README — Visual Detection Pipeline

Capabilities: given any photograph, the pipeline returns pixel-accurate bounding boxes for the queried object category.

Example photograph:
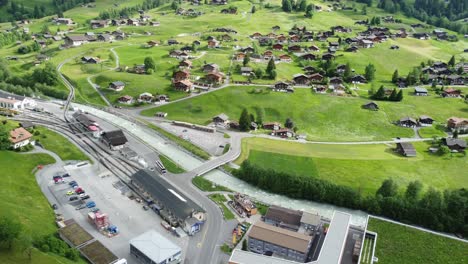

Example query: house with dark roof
[64,35,88,47]
[264,206,302,231]
[272,82,294,92]
[173,80,193,92]
[414,87,428,96]
[131,170,205,235]
[350,75,367,83]
[293,74,309,85]
[362,101,379,111]
[101,130,128,150]
[109,81,125,91]
[443,138,467,152]
[396,142,417,157]
[419,115,434,126]
[399,117,418,127]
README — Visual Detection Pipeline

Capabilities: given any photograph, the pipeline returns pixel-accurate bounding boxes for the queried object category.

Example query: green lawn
[0,151,85,264]
[208,194,235,220]
[159,155,186,174]
[35,126,89,161]
[192,176,231,192]
[367,217,468,264]
[237,137,468,195]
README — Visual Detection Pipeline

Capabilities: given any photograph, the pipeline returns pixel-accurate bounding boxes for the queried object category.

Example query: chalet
[174,80,193,92]
[289,35,300,42]
[235,52,246,61]
[345,37,358,44]
[168,39,179,45]
[157,95,169,102]
[251,32,262,39]
[272,25,281,31]
[229,122,240,129]
[390,45,400,50]
[118,95,134,105]
[37,54,50,62]
[149,21,160,27]
[272,82,294,92]
[309,45,320,52]
[109,81,125,91]
[258,37,271,46]
[303,66,317,74]
[271,128,295,138]
[64,35,88,47]
[192,40,201,47]
[350,75,367,83]
[101,130,128,150]
[81,56,100,64]
[212,0,228,5]
[419,115,434,126]
[208,39,220,48]
[203,63,219,73]
[132,65,146,74]
[9,127,34,149]
[241,67,253,76]
[242,47,255,53]
[97,34,113,42]
[147,40,160,47]
[293,74,310,85]
[36,39,47,48]
[411,23,424,28]
[336,64,346,74]
[399,117,418,127]
[279,54,292,62]
[329,77,343,86]
[205,72,224,84]
[413,33,430,40]
[181,46,193,52]
[263,50,274,59]
[309,73,323,83]
[414,87,428,96]
[272,43,283,50]
[442,88,462,98]
[288,45,301,52]
[447,117,468,132]
[221,34,232,42]
[396,142,417,157]
[179,60,192,69]
[277,35,287,43]
[444,138,467,152]
[127,18,139,26]
[140,14,151,22]
[301,53,316,61]
[213,113,229,125]
[55,18,74,25]
[358,39,374,48]
[362,101,379,111]
[173,70,191,81]
[138,92,154,103]
[396,31,408,38]
[433,29,448,40]
[321,53,334,61]
[169,50,182,58]
[90,20,108,28]
[313,85,327,94]
[345,46,359,53]
[447,75,465,85]
[332,25,351,33]
[263,122,281,130]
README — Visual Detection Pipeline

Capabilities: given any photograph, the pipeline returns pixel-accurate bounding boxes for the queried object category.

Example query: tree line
[234,161,468,236]
[97,0,169,20]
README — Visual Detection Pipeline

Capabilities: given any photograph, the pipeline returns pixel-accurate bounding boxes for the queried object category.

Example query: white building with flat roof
[130,230,182,264]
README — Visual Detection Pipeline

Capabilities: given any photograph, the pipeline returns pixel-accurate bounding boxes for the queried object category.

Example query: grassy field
[159,155,185,173]
[235,137,468,195]
[367,217,468,264]
[0,151,85,264]
[208,194,235,220]
[35,126,89,161]
[142,86,467,141]
[192,176,231,192]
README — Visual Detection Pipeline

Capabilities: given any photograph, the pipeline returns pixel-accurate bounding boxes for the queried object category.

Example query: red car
[75,188,85,194]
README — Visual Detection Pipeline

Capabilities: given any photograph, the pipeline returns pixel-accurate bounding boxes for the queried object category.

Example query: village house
[443,138,467,152]
[414,87,428,96]
[138,92,154,103]
[263,50,274,60]
[242,47,255,53]
[263,122,281,130]
[272,82,294,93]
[54,17,74,25]
[350,75,367,83]
[174,80,193,92]
[147,40,160,47]
[0,97,22,110]
[157,95,169,102]
[309,45,320,52]
[358,39,374,48]
[97,34,113,42]
[329,77,343,86]
[241,67,253,76]
[277,35,287,44]
[447,117,468,133]
[396,142,417,157]
[272,128,295,138]
[132,65,146,74]
[235,52,246,61]
[64,35,88,47]
[419,115,434,126]
[205,72,224,84]
[118,95,134,105]
[413,33,430,40]
[90,20,109,29]
[127,18,139,26]
[293,74,310,85]
[173,70,191,81]
[108,81,125,92]
[203,63,220,73]
[213,113,229,125]
[322,53,335,61]
[272,43,283,50]
[179,59,192,69]
[288,45,302,52]
[303,66,317,74]
[301,53,316,61]
[399,117,418,127]
[446,75,465,85]
[313,85,327,94]
[362,101,379,111]
[101,130,128,150]
[81,56,100,64]
[9,127,34,149]
[168,39,179,45]
[208,39,220,48]
[251,32,262,39]
[346,46,359,52]
[309,73,324,83]
[442,88,462,98]
[279,54,292,62]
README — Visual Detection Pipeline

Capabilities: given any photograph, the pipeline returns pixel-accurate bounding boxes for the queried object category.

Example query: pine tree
[144,57,156,71]
[251,5,256,13]
[343,62,352,82]
[365,63,376,81]
[389,89,398,101]
[266,58,276,75]
[372,86,386,100]
[448,55,455,67]
[285,118,294,129]
[239,109,251,131]
[242,239,248,251]
[396,89,403,101]
[243,55,250,66]
[392,70,399,83]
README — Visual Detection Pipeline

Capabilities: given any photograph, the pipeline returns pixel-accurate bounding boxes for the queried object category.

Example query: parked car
[66,191,75,196]
[75,187,84,194]
[52,204,58,210]
[90,208,100,213]
[75,204,86,210]
[68,181,77,186]
[86,201,96,208]
[80,194,90,200]
[62,173,71,178]
[69,196,79,201]
[143,205,149,211]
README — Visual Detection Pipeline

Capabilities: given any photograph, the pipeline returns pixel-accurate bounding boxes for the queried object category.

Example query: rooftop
[130,230,181,263]
[265,205,302,228]
[316,211,351,264]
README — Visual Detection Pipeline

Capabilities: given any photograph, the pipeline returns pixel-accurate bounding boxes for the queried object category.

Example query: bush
[34,130,40,136]
[65,248,80,261]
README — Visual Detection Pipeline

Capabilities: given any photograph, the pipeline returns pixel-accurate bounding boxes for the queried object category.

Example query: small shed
[396,142,417,157]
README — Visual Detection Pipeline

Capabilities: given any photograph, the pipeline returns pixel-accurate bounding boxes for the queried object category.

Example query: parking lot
[38,161,190,263]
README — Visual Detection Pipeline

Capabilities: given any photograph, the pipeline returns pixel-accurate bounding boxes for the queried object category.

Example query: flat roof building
[130,230,181,264]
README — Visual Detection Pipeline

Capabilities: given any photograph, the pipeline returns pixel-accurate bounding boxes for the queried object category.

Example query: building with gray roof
[130,230,181,264]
